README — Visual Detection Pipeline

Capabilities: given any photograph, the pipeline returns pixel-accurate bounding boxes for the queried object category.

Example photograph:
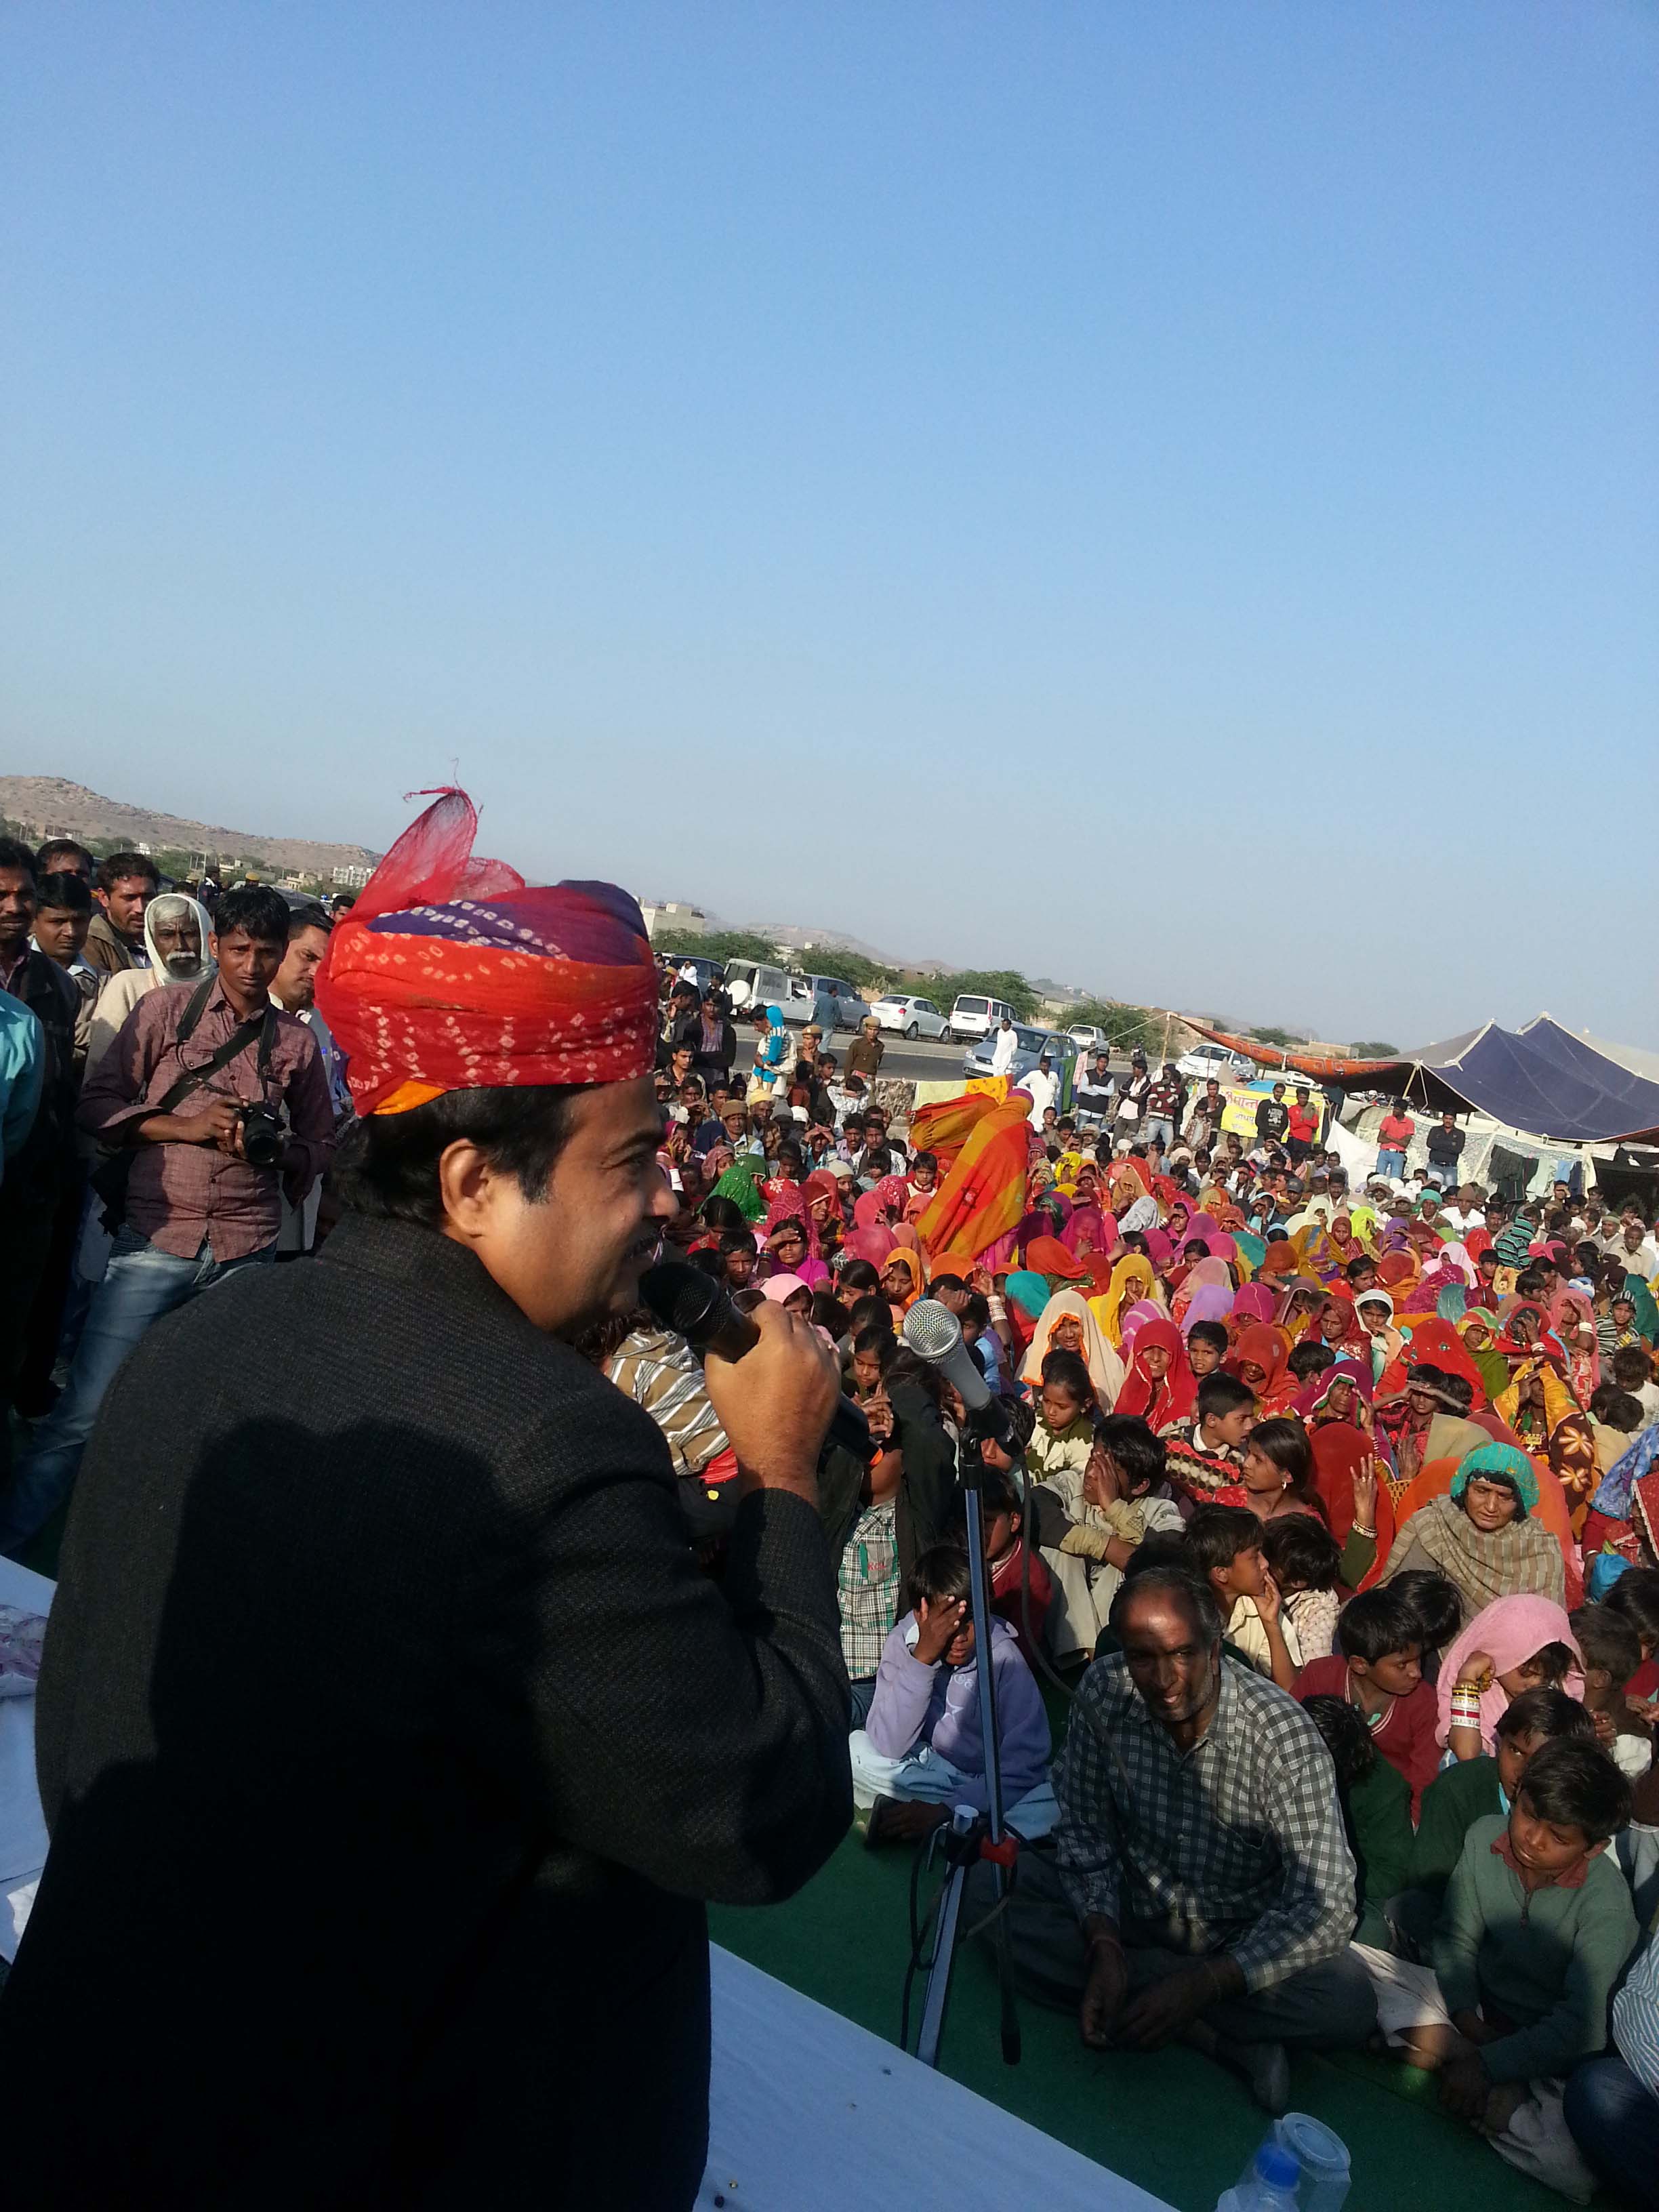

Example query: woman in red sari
[1229,1322,1298,1415]
[1114,1317,1197,1433]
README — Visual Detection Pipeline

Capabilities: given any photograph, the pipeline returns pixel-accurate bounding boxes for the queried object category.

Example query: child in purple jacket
[850,1544,1055,1847]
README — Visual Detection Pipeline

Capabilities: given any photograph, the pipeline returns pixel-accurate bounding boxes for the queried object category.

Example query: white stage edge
[703,1945,1174,2211]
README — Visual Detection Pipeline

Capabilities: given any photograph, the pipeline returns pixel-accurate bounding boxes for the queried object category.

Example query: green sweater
[1347,1755,1414,1949]
[1433,1814,1638,2085]
[1410,1757,1502,1902]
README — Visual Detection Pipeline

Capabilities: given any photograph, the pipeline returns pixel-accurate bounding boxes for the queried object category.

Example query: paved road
[807,1029,1136,1089]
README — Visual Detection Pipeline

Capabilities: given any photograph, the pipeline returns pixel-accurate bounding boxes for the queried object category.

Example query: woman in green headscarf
[1622,1272,1659,1345]
[712,1154,766,1224]
[1457,1307,1511,1405]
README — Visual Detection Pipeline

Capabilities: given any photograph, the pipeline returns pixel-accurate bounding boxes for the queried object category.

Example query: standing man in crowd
[0,886,333,1555]
[1143,1061,1185,1150]
[1254,1080,1290,1150]
[81,850,159,979]
[270,901,352,1255]
[1075,1045,1115,1124]
[0,793,850,2209]
[1426,1111,1465,1191]
[0,839,81,1499]
[33,837,96,884]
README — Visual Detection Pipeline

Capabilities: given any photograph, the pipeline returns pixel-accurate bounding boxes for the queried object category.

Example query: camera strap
[156,976,278,1117]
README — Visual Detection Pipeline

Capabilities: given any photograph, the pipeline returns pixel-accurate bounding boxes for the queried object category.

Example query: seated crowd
[10,884,1659,2204]
[621,977,1659,2205]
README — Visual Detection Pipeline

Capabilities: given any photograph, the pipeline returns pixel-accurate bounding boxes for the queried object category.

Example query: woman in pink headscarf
[759,1189,830,1290]
[1170,1256,1233,1332]
[1435,1595,1584,1757]
[1229,1282,1279,1331]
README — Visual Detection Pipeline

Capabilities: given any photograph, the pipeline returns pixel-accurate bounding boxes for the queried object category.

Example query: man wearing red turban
[1,791,852,2211]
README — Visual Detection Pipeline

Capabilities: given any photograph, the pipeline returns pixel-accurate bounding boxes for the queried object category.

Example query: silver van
[722,961,814,1021]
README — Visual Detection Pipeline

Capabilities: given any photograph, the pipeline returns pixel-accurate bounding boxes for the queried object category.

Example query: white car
[871,994,949,1040]
[1177,1042,1249,1083]
[1067,1023,1111,1054]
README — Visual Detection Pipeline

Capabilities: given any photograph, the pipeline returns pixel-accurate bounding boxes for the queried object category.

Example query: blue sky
[3,3,1654,1044]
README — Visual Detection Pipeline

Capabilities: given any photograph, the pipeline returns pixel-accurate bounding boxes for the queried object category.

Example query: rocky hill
[0,777,381,877]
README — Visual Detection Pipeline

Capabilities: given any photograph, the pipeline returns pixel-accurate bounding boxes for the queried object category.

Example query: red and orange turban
[316,788,658,1117]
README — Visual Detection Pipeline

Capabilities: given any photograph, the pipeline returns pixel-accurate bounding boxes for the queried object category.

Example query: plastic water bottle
[1215,2142,1301,2212]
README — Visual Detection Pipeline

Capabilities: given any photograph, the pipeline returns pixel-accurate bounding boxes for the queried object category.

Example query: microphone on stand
[639,1261,875,1465]
[901,1298,1015,1450]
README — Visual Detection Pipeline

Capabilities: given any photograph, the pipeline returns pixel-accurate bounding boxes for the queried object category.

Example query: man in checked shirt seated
[986,1563,1377,2114]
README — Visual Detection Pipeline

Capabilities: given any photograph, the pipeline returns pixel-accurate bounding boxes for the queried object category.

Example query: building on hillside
[331,863,373,889]
[640,899,706,940]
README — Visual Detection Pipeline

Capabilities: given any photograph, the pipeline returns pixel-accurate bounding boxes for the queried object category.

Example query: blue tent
[1379,1017,1659,1143]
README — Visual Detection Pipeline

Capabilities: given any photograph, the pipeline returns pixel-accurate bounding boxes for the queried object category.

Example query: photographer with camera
[0,885,333,1557]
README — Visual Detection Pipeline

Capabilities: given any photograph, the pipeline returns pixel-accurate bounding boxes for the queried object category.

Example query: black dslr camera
[237,1102,284,1168]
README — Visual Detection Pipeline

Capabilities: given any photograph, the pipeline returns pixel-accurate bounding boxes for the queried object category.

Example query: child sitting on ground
[1026,1349,1099,1479]
[1588,1384,1645,1477]
[1612,1343,1659,1432]
[1295,1586,1438,1817]
[1387,1567,1465,1683]
[1183,1319,1229,1381]
[1032,1414,1183,1665]
[1392,1687,1595,1954]
[1186,1502,1300,1687]
[851,1544,1054,1847]
[1570,1603,1653,1781]
[1425,1741,1637,2202]
[1302,1693,1412,1951]
[1261,1512,1345,1662]
[1163,1372,1257,1502]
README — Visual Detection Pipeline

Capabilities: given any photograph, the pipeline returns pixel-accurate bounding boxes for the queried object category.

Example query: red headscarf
[316,789,657,1116]
[1114,1317,1197,1430]
[1229,1322,1296,1412]
[1309,1422,1397,1563]
[1025,1233,1085,1282]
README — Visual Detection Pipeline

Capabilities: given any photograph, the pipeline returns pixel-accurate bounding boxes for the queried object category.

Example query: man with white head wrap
[84,891,214,1073]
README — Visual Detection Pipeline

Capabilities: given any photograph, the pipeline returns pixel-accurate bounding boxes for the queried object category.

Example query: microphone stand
[911,1400,1021,2071]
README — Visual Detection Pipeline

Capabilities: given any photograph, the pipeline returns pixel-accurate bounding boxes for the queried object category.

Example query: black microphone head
[902,1298,963,1361]
[639,1261,724,1342]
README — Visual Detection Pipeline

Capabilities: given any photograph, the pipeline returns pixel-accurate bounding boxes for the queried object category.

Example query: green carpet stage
[712,1830,1584,2212]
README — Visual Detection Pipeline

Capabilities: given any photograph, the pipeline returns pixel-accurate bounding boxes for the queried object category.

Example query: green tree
[1348,1040,1400,1058]
[670,927,780,967]
[1249,1025,1300,1049]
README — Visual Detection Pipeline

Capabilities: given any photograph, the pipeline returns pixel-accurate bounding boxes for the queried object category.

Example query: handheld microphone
[639,1261,875,1465]
[901,1298,1016,1450]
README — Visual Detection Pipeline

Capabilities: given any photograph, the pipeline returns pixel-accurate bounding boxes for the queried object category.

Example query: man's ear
[435,1139,499,1243]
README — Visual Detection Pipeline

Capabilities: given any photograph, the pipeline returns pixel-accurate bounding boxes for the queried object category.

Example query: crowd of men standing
[0,836,352,1556]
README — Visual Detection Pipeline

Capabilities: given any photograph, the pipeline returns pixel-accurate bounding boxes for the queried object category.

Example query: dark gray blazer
[0,1212,851,2208]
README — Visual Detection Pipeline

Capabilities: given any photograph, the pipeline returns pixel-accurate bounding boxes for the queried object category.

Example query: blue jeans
[0,1229,274,1557]
[1564,2054,1659,2206]
[1375,1147,1406,1178]
[1143,1116,1175,1149]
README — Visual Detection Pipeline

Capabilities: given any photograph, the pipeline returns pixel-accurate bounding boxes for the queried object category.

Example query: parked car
[800,974,873,1033]
[1176,1042,1249,1084]
[870,993,949,1040]
[962,1025,1078,1084]
[658,951,727,998]
[1066,1023,1111,1054]
[947,993,1017,1044]
[722,960,815,1021]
